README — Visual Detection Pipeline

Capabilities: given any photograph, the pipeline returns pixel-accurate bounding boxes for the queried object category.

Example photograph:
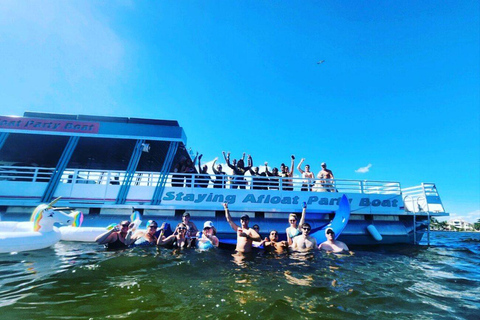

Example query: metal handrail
[0,166,403,195]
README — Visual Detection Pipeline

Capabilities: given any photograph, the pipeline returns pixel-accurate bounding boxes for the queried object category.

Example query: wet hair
[302,222,311,229]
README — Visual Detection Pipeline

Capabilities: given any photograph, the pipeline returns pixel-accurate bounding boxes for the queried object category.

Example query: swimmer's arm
[223,203,238,231]
[125,230,144,245]
[248,229,261,242]
[286,228,293,246]
[298,205,307,229]
[157,233,174,246]
[95,228,116,244]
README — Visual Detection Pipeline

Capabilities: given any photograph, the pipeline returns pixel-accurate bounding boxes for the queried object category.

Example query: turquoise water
[0,231,478,319]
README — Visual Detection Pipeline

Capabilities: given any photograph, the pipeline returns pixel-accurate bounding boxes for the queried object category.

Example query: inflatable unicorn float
[59,209,142,242]
[0,197,83,254]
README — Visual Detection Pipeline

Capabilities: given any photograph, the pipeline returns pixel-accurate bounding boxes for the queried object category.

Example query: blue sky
[1,1,479,222]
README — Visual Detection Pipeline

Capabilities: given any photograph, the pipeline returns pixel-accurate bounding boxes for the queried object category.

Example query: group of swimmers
[95,202,349,254]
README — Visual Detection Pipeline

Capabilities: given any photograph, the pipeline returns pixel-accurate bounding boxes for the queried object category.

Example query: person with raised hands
[286,202,307,246]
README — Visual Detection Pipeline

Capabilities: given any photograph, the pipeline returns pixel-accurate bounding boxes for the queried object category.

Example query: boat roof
[0,111,187,143]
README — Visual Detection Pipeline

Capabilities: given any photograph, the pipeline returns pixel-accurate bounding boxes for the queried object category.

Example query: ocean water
[0,231,478,320]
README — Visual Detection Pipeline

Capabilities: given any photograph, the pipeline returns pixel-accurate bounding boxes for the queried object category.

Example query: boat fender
[367,224,382,241]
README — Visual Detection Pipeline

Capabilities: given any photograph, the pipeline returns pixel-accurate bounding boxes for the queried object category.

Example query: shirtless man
[318,228,349,253]
[317,162,335,192]
[211,157,226,188]
[297,158,315,191]
[264,230,288,254]
[291,222,317,252]
[222,202,261,253]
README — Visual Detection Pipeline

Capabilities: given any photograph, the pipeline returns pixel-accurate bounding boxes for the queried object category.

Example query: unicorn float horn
[48,197,62,208]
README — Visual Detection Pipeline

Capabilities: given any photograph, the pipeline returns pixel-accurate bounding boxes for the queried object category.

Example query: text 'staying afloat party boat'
[0,112,448,245]
[0,198,82,254]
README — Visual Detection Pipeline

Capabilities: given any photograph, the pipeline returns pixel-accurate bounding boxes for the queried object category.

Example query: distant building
[448,219,474,231]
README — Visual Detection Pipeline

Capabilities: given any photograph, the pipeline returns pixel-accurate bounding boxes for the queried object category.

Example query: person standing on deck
[211,157,227,188]
[280,155,295,191]
[222,202,261,253]
[196,154,210,188]
[317,162,335,192]
[223,152,252,189]
[297,158,314,191]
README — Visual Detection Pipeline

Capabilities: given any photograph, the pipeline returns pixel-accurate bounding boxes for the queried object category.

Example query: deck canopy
[0,112,190,171]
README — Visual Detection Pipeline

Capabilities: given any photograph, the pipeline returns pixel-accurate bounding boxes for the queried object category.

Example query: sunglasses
[326,230,334,235]
[121,224,130,228]
[149,225,158,228]
[178,227,187,231]
[204,227,211,230]
[302,228,311,231]
[253,227,259,230]
[271,232,278,235]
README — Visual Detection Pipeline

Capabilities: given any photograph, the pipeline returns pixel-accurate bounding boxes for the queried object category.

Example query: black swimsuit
[106,235,128,250]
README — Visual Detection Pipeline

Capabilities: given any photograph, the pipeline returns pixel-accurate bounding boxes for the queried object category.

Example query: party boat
[0,112,448,245]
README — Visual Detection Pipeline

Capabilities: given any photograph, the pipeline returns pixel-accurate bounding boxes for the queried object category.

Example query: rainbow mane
[31,204,49,232]
[72,211,84,227]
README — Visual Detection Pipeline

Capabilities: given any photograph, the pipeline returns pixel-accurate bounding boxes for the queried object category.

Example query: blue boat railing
[0,165,402,195]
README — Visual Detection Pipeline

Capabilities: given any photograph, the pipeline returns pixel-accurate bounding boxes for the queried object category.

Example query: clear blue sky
[1,1,479,222]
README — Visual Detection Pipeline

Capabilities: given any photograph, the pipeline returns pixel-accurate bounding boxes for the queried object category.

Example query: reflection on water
[0,232,479,319]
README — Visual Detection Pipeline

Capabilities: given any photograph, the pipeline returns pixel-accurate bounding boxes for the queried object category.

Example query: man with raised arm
[222,202,261,253]
[211,157,226,188]
[297,158,315,191]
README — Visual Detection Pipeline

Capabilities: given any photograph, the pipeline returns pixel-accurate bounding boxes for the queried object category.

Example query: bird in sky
[317,60,325,64]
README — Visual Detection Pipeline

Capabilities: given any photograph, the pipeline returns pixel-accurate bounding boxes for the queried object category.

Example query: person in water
[291,222,317,252]
[95,220,132,250]
[286,202,307,246]
[222,202,261,253]
[251,224,266,248]
[318,228,349,253]
[264,230,288,254]
[157,222,188,249]
[126,220,159,246]
[197,221,219,248]
[178,212,198,246]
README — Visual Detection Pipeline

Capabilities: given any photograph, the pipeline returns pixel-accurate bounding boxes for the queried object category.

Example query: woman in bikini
[285,203,307,246]
[157,223,189,249]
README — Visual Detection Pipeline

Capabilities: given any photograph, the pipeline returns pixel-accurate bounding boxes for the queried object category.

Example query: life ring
[0,198,81,254]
